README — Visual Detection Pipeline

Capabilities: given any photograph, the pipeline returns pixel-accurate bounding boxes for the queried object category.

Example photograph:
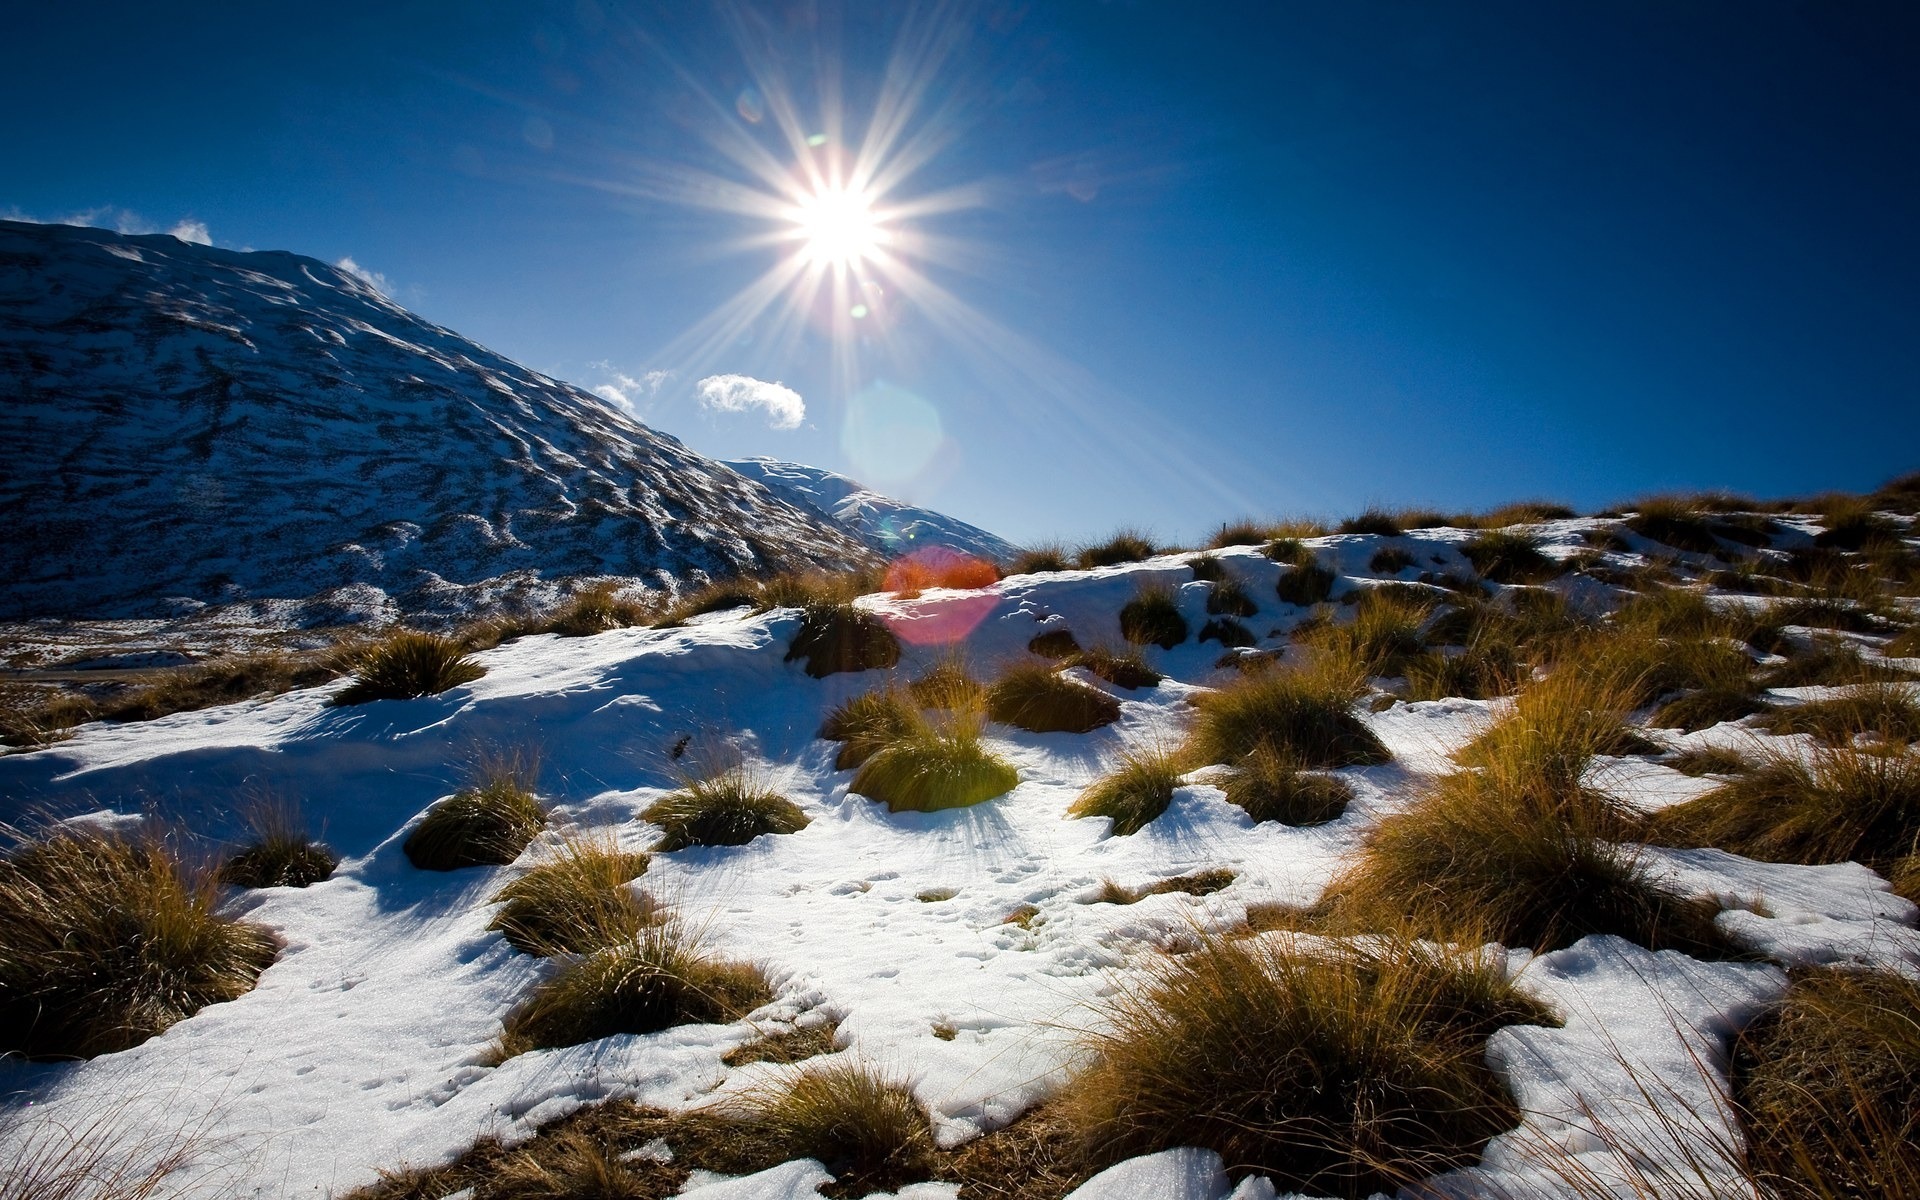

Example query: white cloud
[591,368,672,414]
[694,373,805,430]
[334,256,391,296]
[169,219,212,245]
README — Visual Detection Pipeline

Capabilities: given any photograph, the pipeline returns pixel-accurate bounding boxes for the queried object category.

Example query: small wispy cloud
[695,373,805,430]
[334,256,390,296]
[5,205,220,246]
[591,367,673,414]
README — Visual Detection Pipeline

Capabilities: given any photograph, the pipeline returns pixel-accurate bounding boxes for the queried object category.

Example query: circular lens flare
[791,184,887,268]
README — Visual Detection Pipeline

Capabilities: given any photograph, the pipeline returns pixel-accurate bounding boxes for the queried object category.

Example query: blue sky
[6,2,1917,546]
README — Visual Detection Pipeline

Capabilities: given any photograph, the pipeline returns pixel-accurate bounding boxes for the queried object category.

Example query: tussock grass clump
[851,707,1018,813]
[1734,967,1920,1199]
[1221,742,1352,825]
[545,583,654,636]
[1337,509,1403,536]
[1369,547,1417,574]
[1186,552,1225,582]
[1077,530,1156,569]
[99,651,343,724]
[489,834,652,955]
[1199,617,1255,648]
[333,631,485,704]
[1889,627,1920,658]
[644,768,809,852]
[819,688,915,769]
[710,1060,936,1196]
[1068,744,1184,835]
[219,807,337,889]
[1404,642,1521,701]
[1645,639,1769,732]
[497,918,770,1057]
[1755,682,1920,746]
[1760,639,1916,688]
[1331,670,1723,953]
[1204,575,1258,617]
[1118,583,1188,649]
[1185,660,1390,769]
[1089,868,1236,905]
[1062,937,1556,1197]
[1813,498,1899,551]
[1460,528,1561,584]
[1008,543,1072,575]
[404,757,547,871]
[1208,520,1273,549]
[1295,588,1433,678]
[1275,558,1337,606]
[1027,628,1082,659]
[1665,745,1754,777]
[985,663,1120,734]
[1646,745,1920,897]
[1469,500,1577,528]
[1624,497,1723,553]
[721,1019,840,1068]
[906,658,985,710]
[785,602,901,678]
[658,569,881,627]
[1263,536,1307,563]
[1066,646,1162,690]
[0,830,277,1058]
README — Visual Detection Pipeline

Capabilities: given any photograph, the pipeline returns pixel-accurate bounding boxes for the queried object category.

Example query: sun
[789,183,888,269]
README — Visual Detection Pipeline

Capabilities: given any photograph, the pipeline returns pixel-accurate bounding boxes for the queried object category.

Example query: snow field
[2,533,1917,1198]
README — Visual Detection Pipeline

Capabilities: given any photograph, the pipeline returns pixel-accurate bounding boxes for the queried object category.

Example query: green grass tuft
[1077,531,1157,569]
[1185,660,1389,768]
[489,833,652,955]
[1065,646,1162,689]
[985,663,1121,734]
[1460,529,1561,584]
[1220,742,1352,825]
[1734,967,1920,1199]
[1755,681,1920,746]
[1647,744,1920,899]
[333,631,485,705]
[1062,936,1556,1197]
[644,768,809,852]
[404,756,547,871]
[851,707,1019,813]
[1119,583,1189,649]
[820,688,917,769]
[1068,744,1184,836]
[219,805,337,890]
[1337,509,1403,536]
[1198,616,1255,648]
[785,602,902,678]
[0,830,277,1058]
[1204,575,1258,617]
[709,1060,937,1196]
[497,917,770,1057]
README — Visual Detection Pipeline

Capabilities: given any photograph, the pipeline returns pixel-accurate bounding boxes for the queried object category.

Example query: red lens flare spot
[881,547,1001,645]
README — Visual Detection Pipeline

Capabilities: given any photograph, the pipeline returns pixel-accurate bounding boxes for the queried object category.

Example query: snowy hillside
[0,220,873,623]
[3,497,1918,1198]
[724,457,1018,564]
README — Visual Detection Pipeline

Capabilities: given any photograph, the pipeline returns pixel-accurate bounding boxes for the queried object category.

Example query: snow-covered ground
[1,527,1917,1199]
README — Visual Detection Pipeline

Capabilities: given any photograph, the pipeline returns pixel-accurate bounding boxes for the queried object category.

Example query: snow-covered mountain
[0,220,874,622]
[723,456,1018,564]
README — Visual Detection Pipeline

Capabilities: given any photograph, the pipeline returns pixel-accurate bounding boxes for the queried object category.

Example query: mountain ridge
[721,456,1019,564]
[0,220,877,623]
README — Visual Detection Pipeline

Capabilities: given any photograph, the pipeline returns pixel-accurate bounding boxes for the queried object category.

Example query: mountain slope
[723,456,1018,563]
[0,220,873,622]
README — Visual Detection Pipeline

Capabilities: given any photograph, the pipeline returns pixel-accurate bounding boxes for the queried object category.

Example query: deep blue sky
[6,2,1917,545]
